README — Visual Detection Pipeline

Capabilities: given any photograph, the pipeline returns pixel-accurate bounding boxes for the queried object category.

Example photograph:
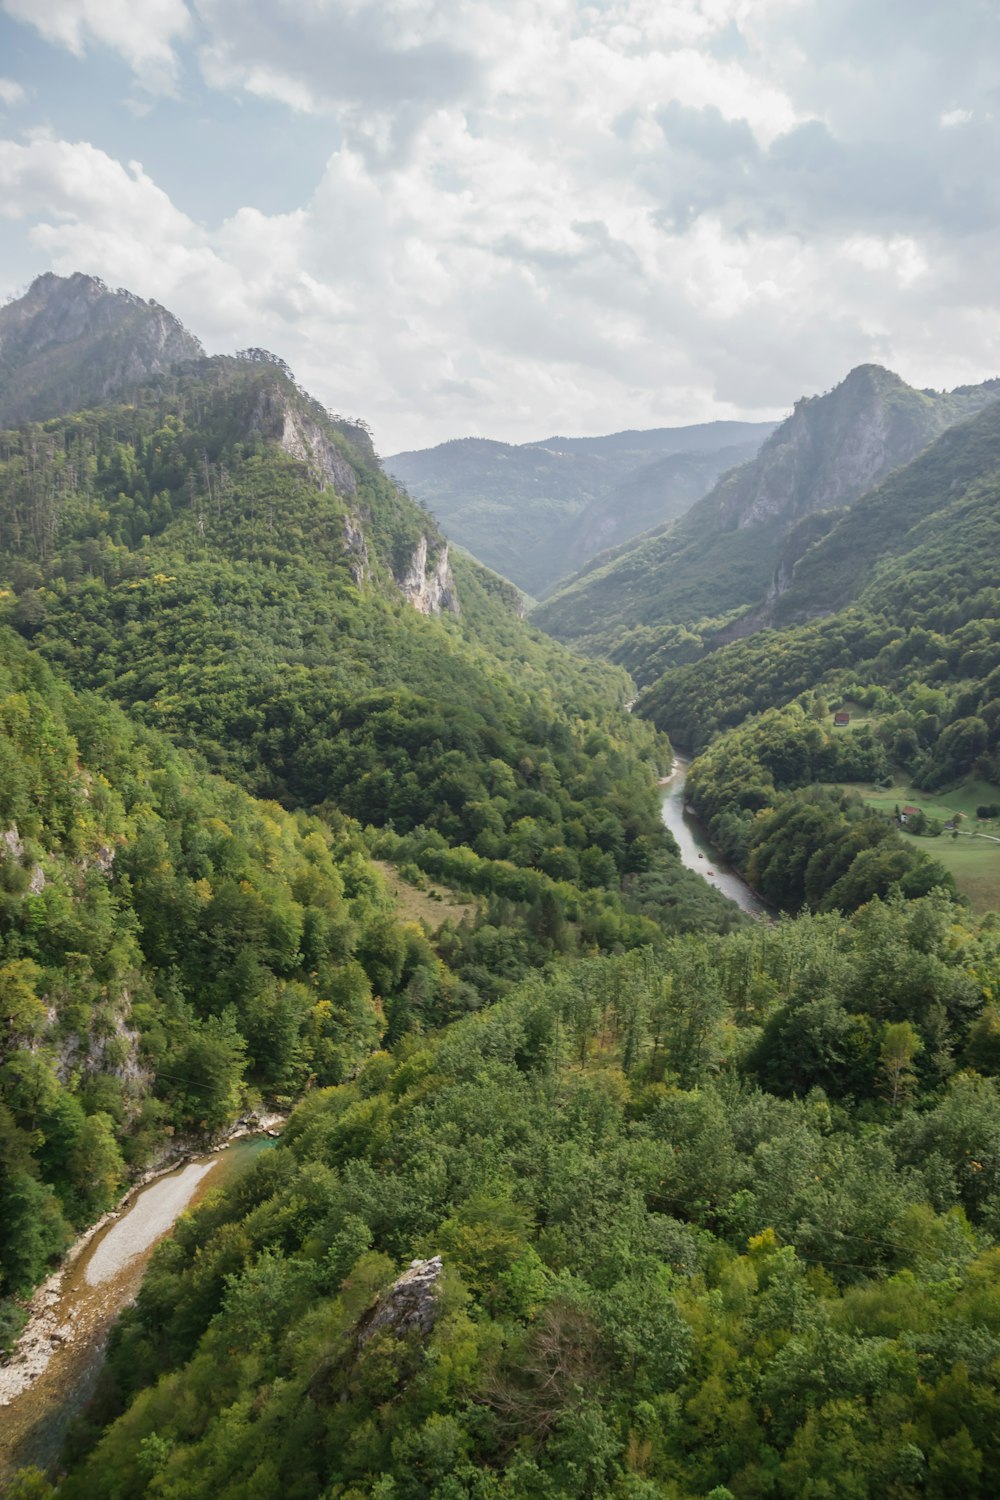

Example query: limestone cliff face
[720,365,995,537]
[342,513,371,586]
[397,536,460,615]
[247,383,358,497]
[0,272,203,426]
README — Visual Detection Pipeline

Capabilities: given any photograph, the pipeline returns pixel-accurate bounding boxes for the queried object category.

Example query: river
[0,1133,275,1483]
[660,757,770,918]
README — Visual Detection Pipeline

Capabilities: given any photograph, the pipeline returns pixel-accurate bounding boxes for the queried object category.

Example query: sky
[1,0,999,454]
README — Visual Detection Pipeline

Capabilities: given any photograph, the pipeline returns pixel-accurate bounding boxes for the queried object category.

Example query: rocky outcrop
[0,273,203,426]
[246,383,358,497]
[356,1257,444,1348]
[2,821,46,894]
[279,402,358,497]
[343,513,371,586]
[724,365,996,534]
[397,537,460,615]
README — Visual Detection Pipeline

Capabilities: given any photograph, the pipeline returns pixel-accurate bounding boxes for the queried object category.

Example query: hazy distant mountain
[0,271,203,426]
[534,365,1000,664]
[565,441,761,577]
[386,420,775,597]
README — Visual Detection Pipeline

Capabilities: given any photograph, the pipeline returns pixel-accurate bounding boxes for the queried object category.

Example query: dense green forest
[0,622,423,1340]
[26,899,1000,1499]
[0,356,732,945]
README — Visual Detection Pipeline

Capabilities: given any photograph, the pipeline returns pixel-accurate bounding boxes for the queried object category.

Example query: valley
[0,1133,273,1482]
[3,274,1000,1500]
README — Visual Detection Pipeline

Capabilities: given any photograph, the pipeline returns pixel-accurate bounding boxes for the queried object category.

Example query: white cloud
[940,108,973,127]
[0,78,27,107]
[2,0,192,93]
[1,0,999,449]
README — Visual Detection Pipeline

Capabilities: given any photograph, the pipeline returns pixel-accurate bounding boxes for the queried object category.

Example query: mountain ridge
[0,272,203,427]
[534,362,1000,665]
[386,418,775,598]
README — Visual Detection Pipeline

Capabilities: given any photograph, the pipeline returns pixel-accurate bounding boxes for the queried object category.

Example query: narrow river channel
[660,757,771,918]
[0,1133,275,1483]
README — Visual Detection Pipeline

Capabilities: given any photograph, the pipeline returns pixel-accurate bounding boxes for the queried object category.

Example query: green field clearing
[830,700,874,731]
[831,774,1000,913]
[897,829,1000,915]
[852,775,1000,826]
[373,860,479,931]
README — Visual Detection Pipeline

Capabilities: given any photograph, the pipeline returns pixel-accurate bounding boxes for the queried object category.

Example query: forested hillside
[0,347,738,953]
[0,624,410,1341]
[629,398,1000,917]
[40,901,1000,1499]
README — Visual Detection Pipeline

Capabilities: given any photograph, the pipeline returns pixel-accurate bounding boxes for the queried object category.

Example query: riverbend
[660,757,771,919]
[0,1131,277,1482]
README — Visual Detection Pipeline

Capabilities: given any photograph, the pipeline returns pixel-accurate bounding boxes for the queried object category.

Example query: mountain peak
[0,270,203,426]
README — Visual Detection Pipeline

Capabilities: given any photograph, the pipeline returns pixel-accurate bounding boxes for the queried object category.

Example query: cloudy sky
[1,0,998,453]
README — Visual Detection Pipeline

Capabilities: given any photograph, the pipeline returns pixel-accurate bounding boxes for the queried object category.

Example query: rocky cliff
[717,364,996,534]
[535,364,1000,656]
[0,272,203,426]
[248,381,359,497]
[397,536,460,615]
[356,1257,444,1347]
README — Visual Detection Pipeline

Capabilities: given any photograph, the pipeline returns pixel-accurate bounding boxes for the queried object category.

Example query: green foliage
[48,908,1000,1497]
[0,353,743,1338]
[0,625,407,1305]
[0,359,731,947]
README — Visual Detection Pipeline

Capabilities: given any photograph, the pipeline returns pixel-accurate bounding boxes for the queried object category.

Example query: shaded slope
[564,440,760,576]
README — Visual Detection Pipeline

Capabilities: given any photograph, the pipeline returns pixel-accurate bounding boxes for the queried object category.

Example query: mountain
[640,394,1000,754]
[534,365,1000,667]
[0,273,202,426]
[623,396,1000,918]
[0,298,739,959]
[386,419,774,598]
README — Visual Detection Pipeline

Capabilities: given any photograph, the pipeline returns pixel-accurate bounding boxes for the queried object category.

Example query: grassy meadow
[833,774,1000,913]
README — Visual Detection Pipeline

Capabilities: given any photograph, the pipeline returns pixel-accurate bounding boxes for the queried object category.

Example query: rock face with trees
[534,364,1000,661]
